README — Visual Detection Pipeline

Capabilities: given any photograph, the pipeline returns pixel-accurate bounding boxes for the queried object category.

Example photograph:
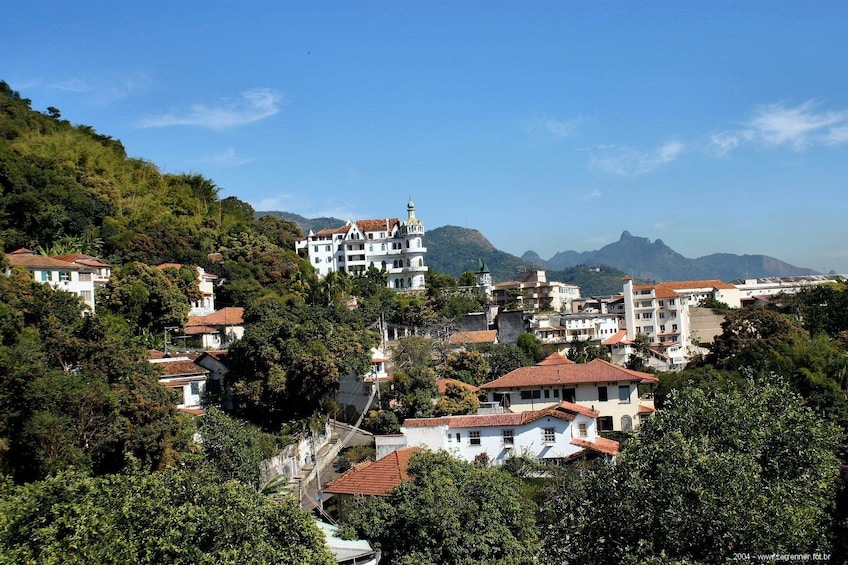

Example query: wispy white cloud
[709,101,848,155]
[580,189,602,201]
[52,73,151,102]
[138,88,282,129]
[526,115,582,140]
[590,140,684,176]
[255,194,296,212]
[195,148,253,167]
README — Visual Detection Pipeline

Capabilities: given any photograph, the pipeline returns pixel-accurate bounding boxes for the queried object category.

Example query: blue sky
[5,2,848,274]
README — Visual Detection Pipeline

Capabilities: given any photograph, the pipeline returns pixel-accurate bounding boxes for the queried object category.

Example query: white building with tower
[297,200,428,290]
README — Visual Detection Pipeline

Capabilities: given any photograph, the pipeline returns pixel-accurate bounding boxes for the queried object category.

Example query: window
[502,429,514,445]
[660,325,666,333]
[80,290,93,304]
[520,390,541,400]
[79,273,92,282]
[542,428,555,443]
[658,300,664,306]
[598,386,608,402]
[672,324,678,331]
[621,415,633,432]
[456,433,461,442]
[618,385,631,403]
[325,245,331,251]
[644,326,654,333]
[59,271,71,282]
[643,312,652,319]
[597,417,613,432]
[668,299,676,305]
[553,388,560,398]
[469,431,481,446]
[313,246,318,253]
[659,312,665,319]
[543,389,550,399]
[190,382,201,395]
[40,271,53,282]
[578,423,588,437]
[381,243,386,250]
[563,388,575,403]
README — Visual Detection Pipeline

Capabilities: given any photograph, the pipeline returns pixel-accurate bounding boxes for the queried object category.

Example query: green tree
[226,295,374,429]
[198,407,280,488]
[434,381,480,416]
[541,380,843,564]
[0,466,335,564]
[100,262,191,334]
[477,343,533,381]
[516,332,542,363]
[438,349,490,386]
[567,339,611,363]
[343,450,538,565]
[624,332,652,371]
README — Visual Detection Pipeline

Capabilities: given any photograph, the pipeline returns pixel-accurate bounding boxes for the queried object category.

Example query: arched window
[621,415,633,432]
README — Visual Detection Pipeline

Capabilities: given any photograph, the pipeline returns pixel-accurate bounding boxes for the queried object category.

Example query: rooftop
[480,358,658,389]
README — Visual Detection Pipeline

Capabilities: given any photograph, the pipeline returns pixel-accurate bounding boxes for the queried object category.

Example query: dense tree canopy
[541,380,843,564]
[0,268,189,482]
[343,450,538,565]
[226,295,376,429]
[0,466,335,565]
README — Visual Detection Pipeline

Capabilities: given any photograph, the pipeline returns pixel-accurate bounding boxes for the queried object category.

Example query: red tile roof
[570,436,620,457]
[403,402,595,429]
[156,263,183,270]
[6,254,89,270]
[52,253,110,268]
[638,403,656,414]
[186,307,244,330]
[447,330,497,345]
[479,358,658,390]
[603,329,630,346]
[152,359,209,377]
[355,218,399,233]
[537,352,575,366]
[324,447,420,496]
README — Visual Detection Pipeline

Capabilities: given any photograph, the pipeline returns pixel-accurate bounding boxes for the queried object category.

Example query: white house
[479,358,658,433]
[184,307,244,350]
[296,200,428,290]
[5,249,99,312]
[150,356,209,414]
[379,402,619,465]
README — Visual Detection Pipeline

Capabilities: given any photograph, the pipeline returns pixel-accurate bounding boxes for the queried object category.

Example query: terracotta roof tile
[537,352,576,366]
[570,436,619,456]
[447,330,497,345]
[156,263,183,270]
[638,403,656,414]
[52,253,110,268]
[402,403,590,429]
[603,329,630,345]
[479,358,658,389]
[152,359,209,377]
[6,254,89,270]
[355,218,399,233]
[324,447,420,496]
[186,307,244,329]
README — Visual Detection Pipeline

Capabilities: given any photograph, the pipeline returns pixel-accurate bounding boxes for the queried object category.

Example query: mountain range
[260,212,819,293]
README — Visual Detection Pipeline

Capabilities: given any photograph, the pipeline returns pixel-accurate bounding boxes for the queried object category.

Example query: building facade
[479,358,658,432]
[296,201,428,290]
[5,249,100,312]
[621,277,741,368]
[491,270,580,313]
[378,403,618,466]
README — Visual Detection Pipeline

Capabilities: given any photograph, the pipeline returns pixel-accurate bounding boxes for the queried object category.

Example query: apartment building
[296,200,428,290]
[491,270,580,312]
[621,277,741,368]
